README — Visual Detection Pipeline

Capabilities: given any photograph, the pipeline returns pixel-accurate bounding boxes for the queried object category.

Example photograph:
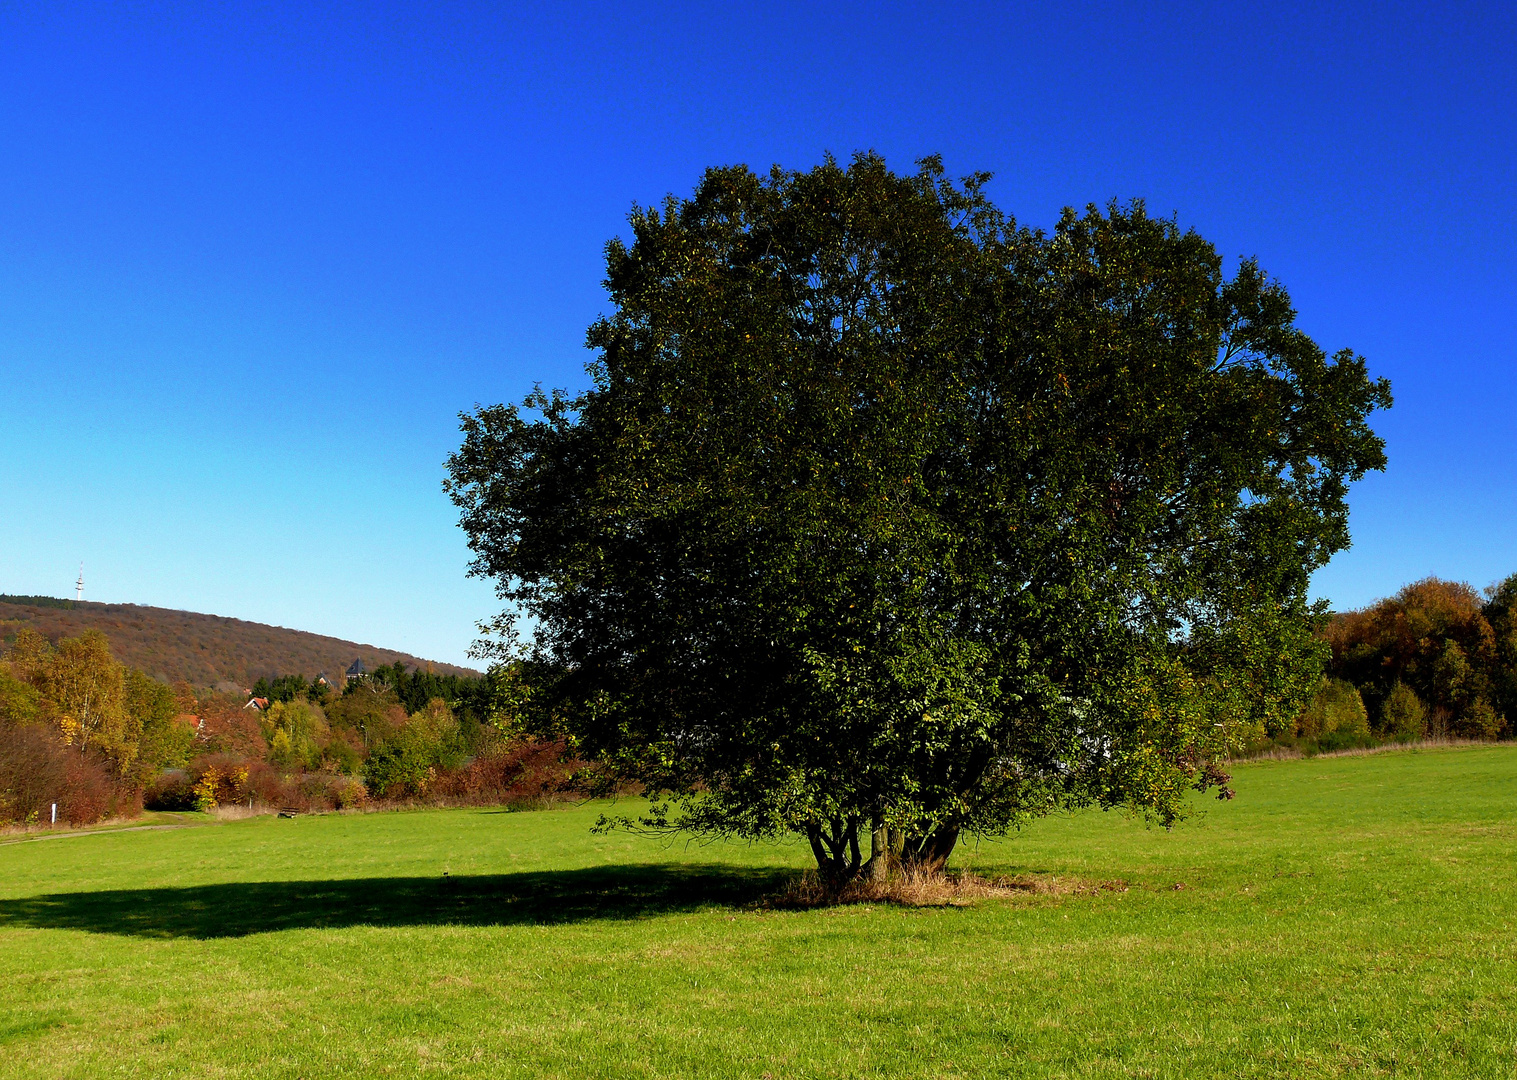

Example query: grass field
[4,746,1517,1078]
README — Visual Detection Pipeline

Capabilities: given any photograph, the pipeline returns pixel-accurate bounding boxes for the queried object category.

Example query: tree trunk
[867,817,890,882]
[806,824,832,876]
[807,818,866,886]
[900,825,960,873]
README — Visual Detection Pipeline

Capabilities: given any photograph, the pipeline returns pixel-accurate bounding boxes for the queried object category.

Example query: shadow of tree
[0,864,798,939]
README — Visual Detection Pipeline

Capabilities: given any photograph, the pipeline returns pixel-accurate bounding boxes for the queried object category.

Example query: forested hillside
[0,596,480,689]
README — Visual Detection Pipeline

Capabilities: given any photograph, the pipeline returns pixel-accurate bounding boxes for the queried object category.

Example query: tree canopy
[446,153,1391,882]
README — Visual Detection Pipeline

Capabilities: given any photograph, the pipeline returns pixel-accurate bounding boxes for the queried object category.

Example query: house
[314,672,331,688]
[244,696,270,711]
[345,659,367,683]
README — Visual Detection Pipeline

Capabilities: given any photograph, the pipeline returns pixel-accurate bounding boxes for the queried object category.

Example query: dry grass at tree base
[769,865,1133,908]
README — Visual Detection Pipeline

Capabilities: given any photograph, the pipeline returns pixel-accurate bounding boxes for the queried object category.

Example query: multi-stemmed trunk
[898,826,960,873]
[809,814,962,887]
[805,817,867,886]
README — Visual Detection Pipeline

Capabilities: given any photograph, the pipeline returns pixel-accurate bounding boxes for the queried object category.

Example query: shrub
[186,759,253,811]
[0,723,71,824]
[244,759,295,807]
[147,756,258,811]
[322,735,363,776]
[363,731,437,798]
[1455,699,1503,740]
[63,752,135,823]
[432,737,581,807]
[332,776,368,809]
[1297,679,1369,740]
[192,767,222,811]
[148,757,364,813]
[1381,682,1427,740]
[1310,726,1379,754]
[0,724,126,826]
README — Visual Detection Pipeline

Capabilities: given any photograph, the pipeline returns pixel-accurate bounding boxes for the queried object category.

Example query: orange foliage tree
[1326,578,1501,738]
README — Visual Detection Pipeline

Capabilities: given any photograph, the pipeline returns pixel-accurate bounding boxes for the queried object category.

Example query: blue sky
[1,1,1513,667]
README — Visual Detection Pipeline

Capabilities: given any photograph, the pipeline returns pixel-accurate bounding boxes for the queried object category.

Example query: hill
[0,595,481,689]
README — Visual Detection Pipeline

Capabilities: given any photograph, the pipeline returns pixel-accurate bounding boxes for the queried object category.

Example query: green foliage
[408,698,466,770]
[259,701,328,771]
[1463,699,1503,740]
[1483,572,1517,724]
[362,729,436,798]
[1381,680,1427,740]
[124,669,192,780]
[0,594,74,609]
[360,699,466,796]
[0,663,42,727]
[350,661,491,721]
[322,736,362,776]
[447,153,1391,879]
[1296,678,1369,740]
[252,673,313,704]
[326,686,404,749]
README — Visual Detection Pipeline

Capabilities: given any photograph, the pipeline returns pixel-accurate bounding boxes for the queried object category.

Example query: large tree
[446,154,1390,883]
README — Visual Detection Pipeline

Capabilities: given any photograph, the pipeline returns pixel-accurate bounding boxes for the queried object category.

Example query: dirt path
[0,814,212,847]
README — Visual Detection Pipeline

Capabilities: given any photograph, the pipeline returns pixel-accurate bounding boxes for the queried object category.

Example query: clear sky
[1,1,1513,667]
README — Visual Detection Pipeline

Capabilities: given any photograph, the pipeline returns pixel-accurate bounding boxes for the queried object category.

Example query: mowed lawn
[4,748,1517,1078]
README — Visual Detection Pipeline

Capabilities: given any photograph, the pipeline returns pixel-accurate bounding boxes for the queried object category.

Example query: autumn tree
[260,699,330,770]
[1295,678,1370,742]
[447,154,1391,883]
[1,630,194,823]
[1326,578,1501,737]
[44,630,129,760]
[5,630,195,780]
[124,668,193,782]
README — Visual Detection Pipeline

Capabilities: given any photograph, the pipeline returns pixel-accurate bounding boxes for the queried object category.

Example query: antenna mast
[76,563,84,602]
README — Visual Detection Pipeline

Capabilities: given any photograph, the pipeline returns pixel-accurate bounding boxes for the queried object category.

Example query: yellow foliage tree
[47,631,132,764]
[260,699,329,770]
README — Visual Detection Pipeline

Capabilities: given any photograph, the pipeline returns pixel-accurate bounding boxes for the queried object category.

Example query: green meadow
[3,746,1517,1078]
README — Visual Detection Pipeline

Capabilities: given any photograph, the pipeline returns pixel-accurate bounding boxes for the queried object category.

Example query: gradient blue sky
[1,1,1513,667]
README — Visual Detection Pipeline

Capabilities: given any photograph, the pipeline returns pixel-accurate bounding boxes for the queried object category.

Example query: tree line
[1280,574,1517,752]
[0,630,575,827]
[250,662,492,718]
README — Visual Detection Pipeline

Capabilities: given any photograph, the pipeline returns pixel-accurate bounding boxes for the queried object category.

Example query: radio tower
[75,563,84,602]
